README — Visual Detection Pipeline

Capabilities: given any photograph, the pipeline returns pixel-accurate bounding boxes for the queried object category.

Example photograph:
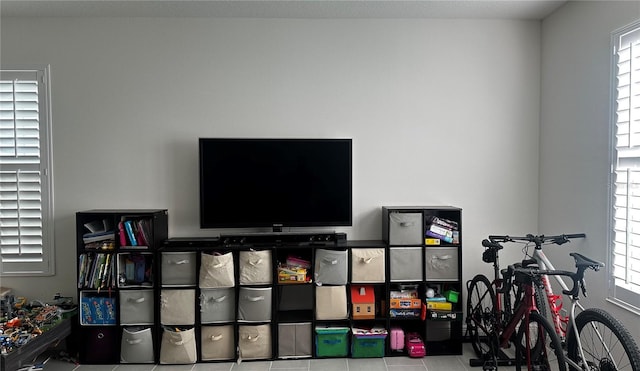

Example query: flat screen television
[199,138,352,229]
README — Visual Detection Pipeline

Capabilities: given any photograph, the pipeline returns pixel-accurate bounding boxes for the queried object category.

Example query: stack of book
[83,219,115,250]
[425,216,459,244]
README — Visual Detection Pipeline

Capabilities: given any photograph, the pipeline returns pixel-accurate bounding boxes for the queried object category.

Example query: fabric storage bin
[315,285,348,320]
[160,289,195,325]
[238,287,272,322]
[278,323,312,358]
[315,327,349,357]
[278,284,313,311]
[119,289,154,325]
[201,325,235,361]
[239,250,272,285]
[200,288,235,323]
[78,327,119,364]
[161,252,196,286]
[160,327,197,364]
[199,251,235,288]
[426,321,451,341]
[120,327,154,363]
[425,247,459,281]
[314,249,348,285]
[351,248,386,283]
[238,324,272,360]
[388,212,423,245]
[389,247,423,282]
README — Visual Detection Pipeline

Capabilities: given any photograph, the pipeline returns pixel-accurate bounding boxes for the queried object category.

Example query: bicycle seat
[570,252,604,271]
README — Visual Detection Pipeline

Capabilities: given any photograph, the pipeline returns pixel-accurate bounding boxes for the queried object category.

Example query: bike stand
[469,349,518,369]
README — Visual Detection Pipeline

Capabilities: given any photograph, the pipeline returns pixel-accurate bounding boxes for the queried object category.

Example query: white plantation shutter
[0,67,54,276]
[612,22,640,308]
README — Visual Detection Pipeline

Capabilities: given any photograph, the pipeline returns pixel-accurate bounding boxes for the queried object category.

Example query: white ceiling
[0,0,567,19]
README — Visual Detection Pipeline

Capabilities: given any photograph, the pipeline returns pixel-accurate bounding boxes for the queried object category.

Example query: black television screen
[199,138,352,229]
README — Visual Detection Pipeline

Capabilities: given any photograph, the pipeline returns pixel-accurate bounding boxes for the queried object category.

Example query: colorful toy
[405,332,426,358]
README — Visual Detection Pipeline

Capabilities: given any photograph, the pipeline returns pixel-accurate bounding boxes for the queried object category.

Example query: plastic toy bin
[315,327,350,357]
[351,328,388,358]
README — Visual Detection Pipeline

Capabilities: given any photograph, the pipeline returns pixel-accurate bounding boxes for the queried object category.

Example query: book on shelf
[83,219,115,244]
[118,218,153,248]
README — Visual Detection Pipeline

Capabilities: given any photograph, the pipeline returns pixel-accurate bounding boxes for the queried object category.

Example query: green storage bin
[315,327,349,357]
[351,333,387,358]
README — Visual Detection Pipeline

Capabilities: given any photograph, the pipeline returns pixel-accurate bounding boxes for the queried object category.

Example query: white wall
[0,17,541,302]
[540,1,640,339]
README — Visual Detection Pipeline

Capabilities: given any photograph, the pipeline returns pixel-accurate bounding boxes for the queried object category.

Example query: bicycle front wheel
[566,308,640,371]
[515,311,566,371]
[467,274,496,358]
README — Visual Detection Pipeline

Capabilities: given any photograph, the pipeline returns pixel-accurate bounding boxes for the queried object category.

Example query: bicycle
[473,234,640,371]
[467,250,565,371]
[466,238,548,367]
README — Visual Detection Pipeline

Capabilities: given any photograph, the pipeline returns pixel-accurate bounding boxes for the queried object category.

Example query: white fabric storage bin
[120,327,154,363]
[314,249,348,285]
[239,250,272,285]
[351,248,386,283]
[278,323,312,358]
[201,325,235,361]
[200,288,235,323]
[238,324,272,360]
[238,287,272,322]
[160,327,197,364]
[161,252,196,286]
[388,212,423,245]
[389,247,423,282]
[119,289,154,325]
[425,247,459,281]
[199,251,235,288]
[160,289,195,325]
[315,285,348,320]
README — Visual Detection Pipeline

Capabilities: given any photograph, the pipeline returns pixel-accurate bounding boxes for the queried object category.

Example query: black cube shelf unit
[74,206,462,365]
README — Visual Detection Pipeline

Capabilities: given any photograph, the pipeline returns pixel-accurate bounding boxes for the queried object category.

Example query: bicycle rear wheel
[515,311,566,371]
[467,274,496,358]
[566,308,640,371]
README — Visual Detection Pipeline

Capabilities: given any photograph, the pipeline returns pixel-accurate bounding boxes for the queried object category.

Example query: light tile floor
[27,344,518,371]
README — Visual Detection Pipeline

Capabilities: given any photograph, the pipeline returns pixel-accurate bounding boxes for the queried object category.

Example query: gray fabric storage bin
[160,327,197,364]
[200,288,235,323]
[239,250,272,285]
[278,323,312,358]
[388,212,423,245]
[201,325,235,361]
[314,249,348,285]
[119,289,154,325]
[238,324,272,360]
[351,248,386,283]
[121,327,154,363]
[160,289,195,325]
[199,251,235,288]
[238,287,272,322]
[389,247,423,282]
[425,247,459,281]
[161,252,196,286]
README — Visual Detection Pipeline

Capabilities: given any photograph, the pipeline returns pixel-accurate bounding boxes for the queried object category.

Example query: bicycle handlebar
[487,233,586,249]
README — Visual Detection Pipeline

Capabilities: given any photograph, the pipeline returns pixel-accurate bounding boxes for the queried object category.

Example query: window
[0,66,54,276]
[611,21,640,312]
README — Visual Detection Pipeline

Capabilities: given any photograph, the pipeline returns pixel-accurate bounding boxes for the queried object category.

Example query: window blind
[613,26,640,298]
[0,69,53,275]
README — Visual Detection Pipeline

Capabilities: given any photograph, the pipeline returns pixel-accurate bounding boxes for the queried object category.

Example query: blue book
[123,220,138,246]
